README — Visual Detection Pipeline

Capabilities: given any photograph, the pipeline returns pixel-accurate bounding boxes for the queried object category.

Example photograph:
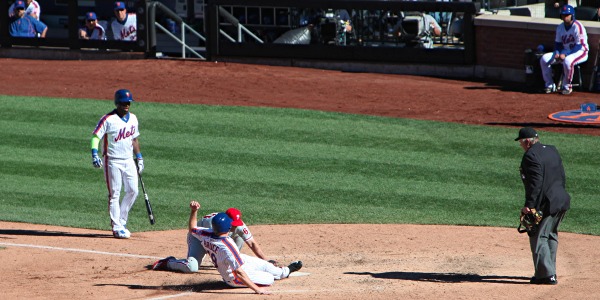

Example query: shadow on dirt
[346,271,530,284]
[486,122,600,129]
[461,79,549,95]
[95,281,233,293]
[0,229,109,238]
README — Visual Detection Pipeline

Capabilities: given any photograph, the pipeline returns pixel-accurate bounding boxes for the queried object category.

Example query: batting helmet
[560,4,574,16]
[211,212,232,234]
[226,208,244,227]
[114,89,134,105]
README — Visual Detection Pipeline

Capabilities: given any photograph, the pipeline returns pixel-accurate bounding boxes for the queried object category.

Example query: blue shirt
[9,15,47,37]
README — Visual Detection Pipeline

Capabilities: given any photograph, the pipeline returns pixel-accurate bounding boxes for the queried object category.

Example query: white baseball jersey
[92,110,139,159]
[190,227,287,286]
[79,23,106,40]
[111,13,137,41]
[8,0,40,20]
[555,20,588,54]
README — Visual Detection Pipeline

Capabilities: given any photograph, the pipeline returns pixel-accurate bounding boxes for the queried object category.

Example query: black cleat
[287,261,303,274]
[530,274,557,285]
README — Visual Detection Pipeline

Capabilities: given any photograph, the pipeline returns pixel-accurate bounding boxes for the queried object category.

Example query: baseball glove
[518,209,543,234]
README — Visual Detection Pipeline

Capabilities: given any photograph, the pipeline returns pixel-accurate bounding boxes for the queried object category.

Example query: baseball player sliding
[153,205,281,273]
[154,201,302,294]
[91,89,144,239]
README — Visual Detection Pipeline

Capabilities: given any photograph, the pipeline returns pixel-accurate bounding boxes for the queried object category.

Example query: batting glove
[136,157,144,174]
[92,153,103,169]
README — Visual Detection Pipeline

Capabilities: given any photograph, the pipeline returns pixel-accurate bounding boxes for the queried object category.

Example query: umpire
[516,127,570,285]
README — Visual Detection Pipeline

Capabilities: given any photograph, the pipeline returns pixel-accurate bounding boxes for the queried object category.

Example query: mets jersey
[555,20,588,54]
[9,15,46,37]
[8,0,41,20]
[80,23,106,40]
[92,110,139,159]
[190,227,245,282]
[199,212,254,242]
[111,13,137,41]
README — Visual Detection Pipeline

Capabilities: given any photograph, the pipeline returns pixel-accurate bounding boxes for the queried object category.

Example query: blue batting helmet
[560,5,574,16]
[114,89,134,105]
[211,212,233,234]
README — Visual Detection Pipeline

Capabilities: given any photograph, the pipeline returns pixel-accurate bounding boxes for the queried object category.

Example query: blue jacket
[9,15,47,37]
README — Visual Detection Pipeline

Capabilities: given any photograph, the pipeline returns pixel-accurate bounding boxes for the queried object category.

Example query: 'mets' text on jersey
[92,110,140,159]
[111,13,137,41]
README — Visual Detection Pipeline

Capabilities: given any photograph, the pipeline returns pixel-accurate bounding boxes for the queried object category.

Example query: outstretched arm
[246,238,268,260]
[233,268,271,295]
[188,201,201,231]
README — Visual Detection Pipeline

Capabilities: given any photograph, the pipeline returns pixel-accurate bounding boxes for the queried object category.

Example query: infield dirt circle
[0,58,599,300]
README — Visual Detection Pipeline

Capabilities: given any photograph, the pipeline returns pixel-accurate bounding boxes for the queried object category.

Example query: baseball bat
[589,42,600,91]
[136,160,155,225]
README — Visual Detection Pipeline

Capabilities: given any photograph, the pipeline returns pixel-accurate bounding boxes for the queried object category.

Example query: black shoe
[287,261,303,274]
[530,274,557,285]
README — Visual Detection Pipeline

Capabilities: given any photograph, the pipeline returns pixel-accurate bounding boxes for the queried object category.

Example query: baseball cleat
[561,88,572,95]
[152,256,175,270]
[113,229,130,239]
[287,261,303,274]
[543,85,556,94]
[530,274,557,285]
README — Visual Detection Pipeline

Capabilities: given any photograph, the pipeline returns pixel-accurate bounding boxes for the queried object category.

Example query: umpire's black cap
[515,127,538,141]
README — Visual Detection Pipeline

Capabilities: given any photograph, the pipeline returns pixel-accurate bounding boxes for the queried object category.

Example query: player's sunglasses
[118,102,131,106]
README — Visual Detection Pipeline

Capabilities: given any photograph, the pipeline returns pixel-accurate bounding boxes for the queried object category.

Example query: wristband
[136,153,143,159]
[92,149,98,157]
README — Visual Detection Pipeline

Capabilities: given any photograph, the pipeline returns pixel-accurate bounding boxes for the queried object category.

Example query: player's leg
[119,159,139,227]
[105,159,125,233]
[561,50,588,92]
[239,261,276,286]
[187,232,207,265]
[167,257,198,273]
[540,52,557,92]
[241,254,288,280]
[152,256,198,273]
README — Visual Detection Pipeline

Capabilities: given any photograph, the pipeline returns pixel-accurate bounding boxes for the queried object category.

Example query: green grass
[0,95,598,235]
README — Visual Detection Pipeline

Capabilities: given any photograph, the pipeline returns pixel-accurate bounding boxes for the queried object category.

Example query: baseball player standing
[91,89,144,239]
[110,1,137,41]
[152,206,275,273]
[187,201,302,294]
[539,4,588,95]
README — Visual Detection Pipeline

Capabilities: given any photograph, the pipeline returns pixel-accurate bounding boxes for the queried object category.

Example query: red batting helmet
[226,208,244,226]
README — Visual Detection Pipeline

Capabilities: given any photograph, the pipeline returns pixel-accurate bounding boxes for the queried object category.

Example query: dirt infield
[0,58,599,299]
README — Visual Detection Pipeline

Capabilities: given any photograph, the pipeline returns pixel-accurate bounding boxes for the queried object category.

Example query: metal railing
[147,1,207,59]
[218,6,264,43]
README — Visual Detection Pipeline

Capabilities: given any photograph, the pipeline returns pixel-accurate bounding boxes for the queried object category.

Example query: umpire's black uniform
[519,137,570,283]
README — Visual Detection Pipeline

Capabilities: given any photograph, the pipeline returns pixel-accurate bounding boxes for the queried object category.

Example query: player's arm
[233,267,271,295]
[132,138,143,173]
[189,201,201,231]
[40,26,47,38]
[245,238,268,260]
[132,138,142,158]
[79,28,88,39]
[90,135,103,168]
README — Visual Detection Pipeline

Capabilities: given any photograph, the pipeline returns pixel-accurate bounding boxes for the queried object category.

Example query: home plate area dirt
[0,59,599,299]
